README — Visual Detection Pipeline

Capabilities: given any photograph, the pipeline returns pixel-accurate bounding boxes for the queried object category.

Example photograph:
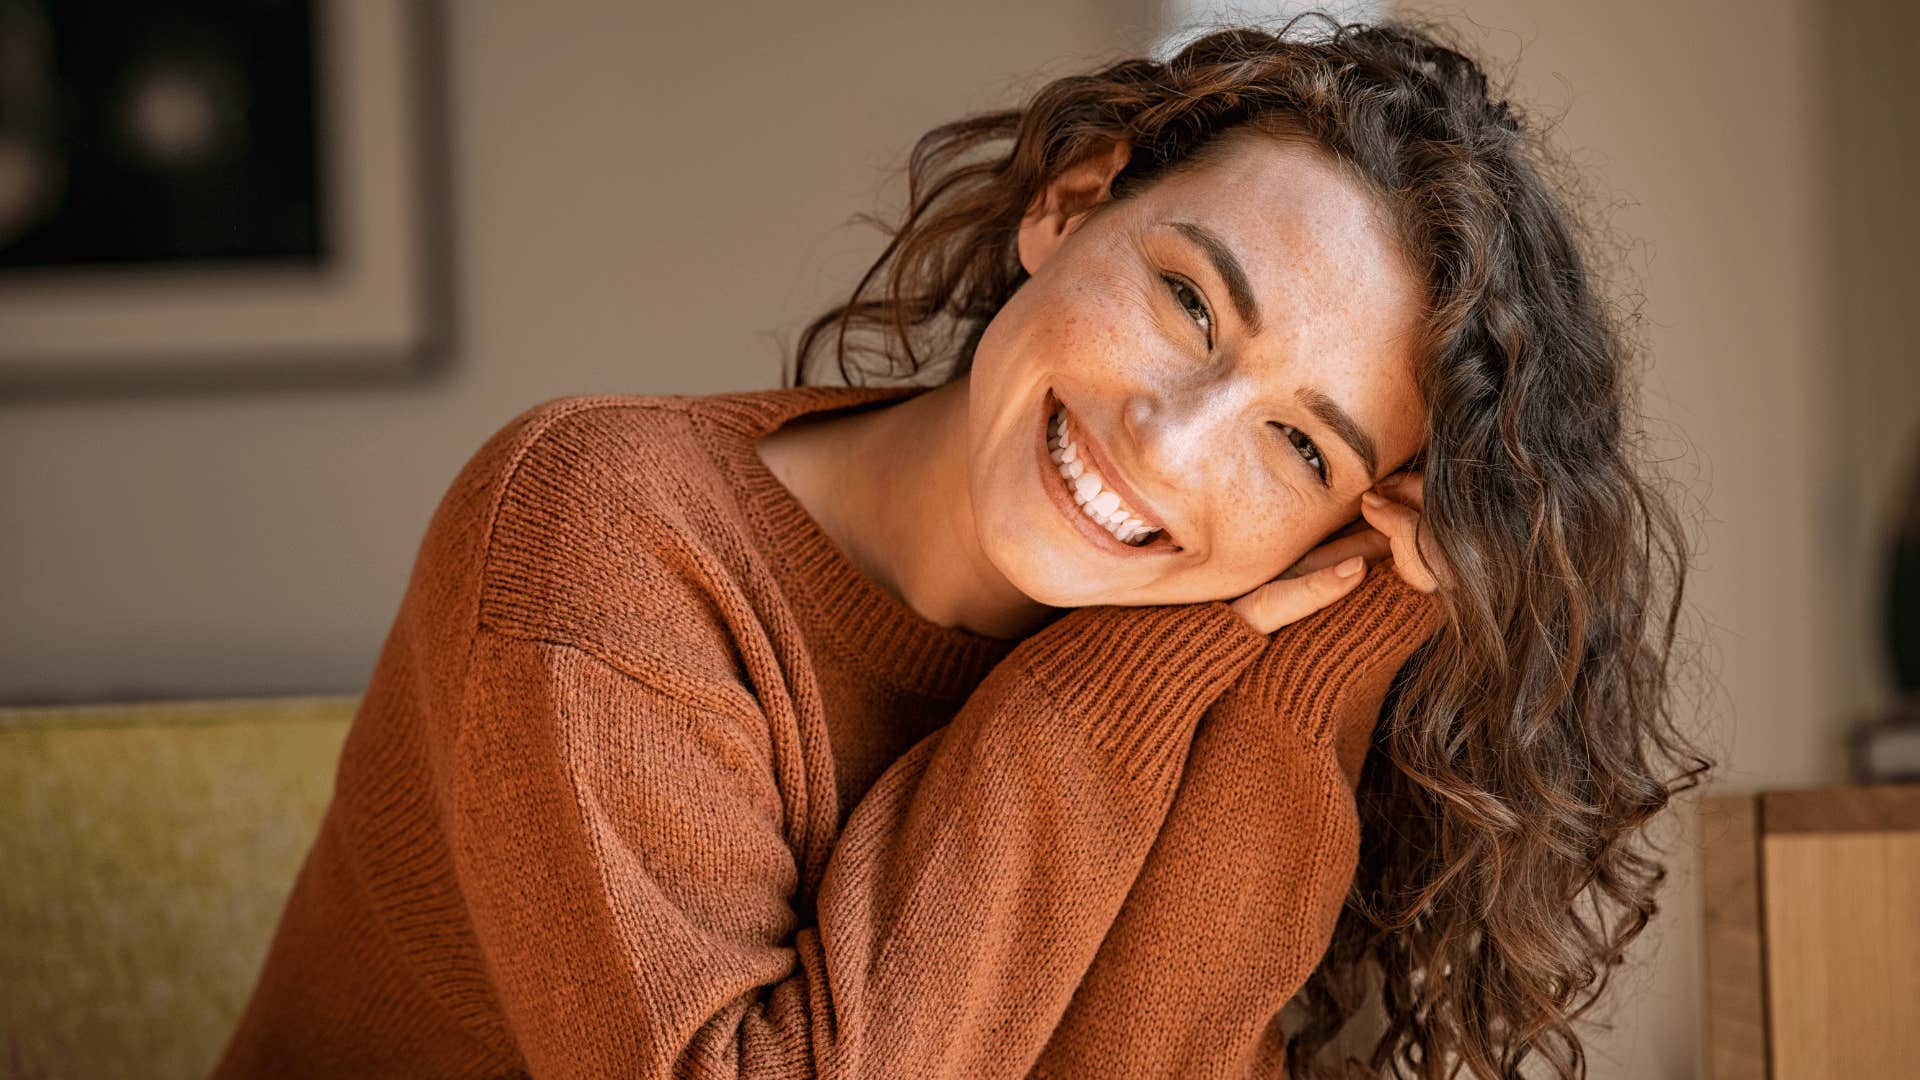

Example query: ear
[1016,139,1132,275]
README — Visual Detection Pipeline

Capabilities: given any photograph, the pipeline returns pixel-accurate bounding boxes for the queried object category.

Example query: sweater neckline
[689,384,1019,703]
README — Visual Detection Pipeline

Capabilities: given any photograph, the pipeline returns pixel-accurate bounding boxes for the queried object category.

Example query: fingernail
[1336,555,1364,577]
[1361,491,1386,507]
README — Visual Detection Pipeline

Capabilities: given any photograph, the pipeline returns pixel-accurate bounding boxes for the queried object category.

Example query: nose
[1121,375,1259,494]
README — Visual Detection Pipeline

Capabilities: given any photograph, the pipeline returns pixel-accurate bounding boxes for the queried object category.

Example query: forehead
[1134,134,1424,362]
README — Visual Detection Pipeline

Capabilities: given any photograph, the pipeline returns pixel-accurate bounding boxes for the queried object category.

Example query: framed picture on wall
[0,0,449,392]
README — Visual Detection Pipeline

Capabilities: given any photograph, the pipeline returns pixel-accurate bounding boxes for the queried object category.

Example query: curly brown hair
[787,11,1712,1078]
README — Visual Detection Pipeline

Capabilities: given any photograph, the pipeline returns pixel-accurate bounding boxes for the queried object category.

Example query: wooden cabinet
[1701,785,1920,1078]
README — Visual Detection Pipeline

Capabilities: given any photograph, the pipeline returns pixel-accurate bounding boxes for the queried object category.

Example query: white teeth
[1047,404,1163,546]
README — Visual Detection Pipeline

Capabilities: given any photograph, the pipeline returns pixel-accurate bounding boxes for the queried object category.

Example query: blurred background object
[0,0,323,268]
[1893,440,1920,703]
[1851,434,1920,783]
[0,0,446,387]
[0,696,353,1078]
[1153,0,1386,55]
[0,0,1916,1077]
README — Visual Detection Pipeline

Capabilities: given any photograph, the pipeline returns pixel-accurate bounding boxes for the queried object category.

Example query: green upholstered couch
[0,696,357,1079]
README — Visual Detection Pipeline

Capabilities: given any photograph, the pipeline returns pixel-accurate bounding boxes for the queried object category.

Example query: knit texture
[211,386,1443,1079]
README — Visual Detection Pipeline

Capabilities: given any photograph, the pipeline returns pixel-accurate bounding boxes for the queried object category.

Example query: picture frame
[0,0,450,395]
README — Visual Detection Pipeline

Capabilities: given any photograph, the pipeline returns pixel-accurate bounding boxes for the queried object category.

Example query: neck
[774,377,1055,640]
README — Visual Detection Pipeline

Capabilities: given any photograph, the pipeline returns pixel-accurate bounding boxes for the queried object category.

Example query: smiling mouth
[1045,397,1172,549]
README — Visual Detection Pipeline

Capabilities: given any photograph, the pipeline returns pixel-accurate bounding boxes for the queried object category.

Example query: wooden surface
[1702,784,1920,1079]
[1763,830,1920,1077]
[1700,794,1768,1080]
[1763,783,1920,833]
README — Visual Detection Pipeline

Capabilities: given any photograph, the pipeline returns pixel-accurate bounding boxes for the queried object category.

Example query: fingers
[1375,468,1425,513]
[1360,490,1440,593]
[1229,555,1367,634]
[1325,514,1377,542]
[1279,526,1391,579]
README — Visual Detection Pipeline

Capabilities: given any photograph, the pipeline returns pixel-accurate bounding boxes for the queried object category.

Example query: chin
[977,528,1094,609]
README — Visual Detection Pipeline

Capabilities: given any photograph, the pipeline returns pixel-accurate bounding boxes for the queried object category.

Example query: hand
[1226,470,1447,635]
[1359,469,1450,595]
[1226,519,1389,635]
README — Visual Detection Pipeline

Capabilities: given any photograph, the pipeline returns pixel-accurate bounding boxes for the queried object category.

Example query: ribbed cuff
[1012,601,1268,779]
[1238,561,1445,745]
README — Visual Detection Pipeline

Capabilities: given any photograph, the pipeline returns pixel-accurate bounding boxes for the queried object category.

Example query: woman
[216,13,1706,1079]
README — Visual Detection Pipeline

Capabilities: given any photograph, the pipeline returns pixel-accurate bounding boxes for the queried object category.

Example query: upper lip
[1059,399,1173,539]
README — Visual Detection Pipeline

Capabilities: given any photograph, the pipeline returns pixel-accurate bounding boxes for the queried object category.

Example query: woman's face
[966,131,1429,609]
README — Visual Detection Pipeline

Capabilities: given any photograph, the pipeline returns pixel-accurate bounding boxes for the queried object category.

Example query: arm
[1027,562,1443,1078]
[446,598,1268,1079]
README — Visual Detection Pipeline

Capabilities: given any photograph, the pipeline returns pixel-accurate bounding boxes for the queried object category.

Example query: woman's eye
[1161,274,1211,344]
[1276,423,1330,486]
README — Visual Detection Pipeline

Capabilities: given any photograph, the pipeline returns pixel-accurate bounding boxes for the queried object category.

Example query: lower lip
[1036,390,1174,559]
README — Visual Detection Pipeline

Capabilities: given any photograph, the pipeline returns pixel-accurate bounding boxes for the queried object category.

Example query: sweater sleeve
[1026,562,1445,1078]
[446,597,1268,1079]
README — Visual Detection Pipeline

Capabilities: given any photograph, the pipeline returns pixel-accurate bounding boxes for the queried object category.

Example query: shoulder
[480,392,700,477]
[453,394,713,575]
[452,393,762,690]
[440,394,697,519]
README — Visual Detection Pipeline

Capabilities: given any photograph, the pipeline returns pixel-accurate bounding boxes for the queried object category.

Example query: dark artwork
[0,0,324,271]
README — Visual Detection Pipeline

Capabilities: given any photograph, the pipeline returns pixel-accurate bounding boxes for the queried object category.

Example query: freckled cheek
[1201,482,1325,581]
[1049,290,1155,381]
[1024,306,1087,377]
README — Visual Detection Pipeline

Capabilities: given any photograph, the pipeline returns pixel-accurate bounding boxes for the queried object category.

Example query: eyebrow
[1164,221,1382,485]
[1168,220,1263,337]
[1296,386,1380,484]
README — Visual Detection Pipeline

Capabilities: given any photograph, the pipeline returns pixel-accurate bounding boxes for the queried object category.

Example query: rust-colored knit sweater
[212,386,1441,1079]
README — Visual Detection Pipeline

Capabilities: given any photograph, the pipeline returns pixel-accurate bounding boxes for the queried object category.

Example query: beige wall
[0,0,1156,703]
[3,0,1912,1075]
[1822,0,1920,730]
